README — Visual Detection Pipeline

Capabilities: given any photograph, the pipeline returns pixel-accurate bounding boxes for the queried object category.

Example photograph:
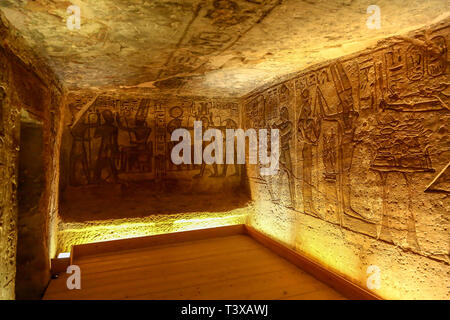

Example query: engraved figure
[93,110,119,183]
[221,118,240,177]
[322,130,337,182]
[370,115,434,250]
[297,88,321,217]
[269,107,295,207]
[116,100,153,173]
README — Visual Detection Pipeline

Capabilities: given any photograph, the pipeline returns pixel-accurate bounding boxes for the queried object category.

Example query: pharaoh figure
[246,95,267,182]
[265,107,295,208]
[69,110,100,185]
[166,107,183,171]
[194,116,220,178]
[329,61,362,221]
[278,86,295,197]
[221,118,240,177]
[268,107,295,207]
[297,88,321,217]
[93,110,119,183]
[116,100,153,173]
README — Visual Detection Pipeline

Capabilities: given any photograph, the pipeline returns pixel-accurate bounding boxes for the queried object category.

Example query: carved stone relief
[244,25,450,263]
[64,94,243,192]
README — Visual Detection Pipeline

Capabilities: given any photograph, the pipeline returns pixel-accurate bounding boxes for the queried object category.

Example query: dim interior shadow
[59,178,251,223]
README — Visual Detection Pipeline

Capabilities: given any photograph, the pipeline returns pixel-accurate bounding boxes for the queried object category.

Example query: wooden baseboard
[70,224,246,263]
[244,225,382,300]
[50,257,70,276]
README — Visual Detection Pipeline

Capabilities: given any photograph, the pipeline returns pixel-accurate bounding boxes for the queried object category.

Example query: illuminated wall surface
[57,93,250,252]
[58,209,248,253]
[0,45,20,301]
[0,14,64,299]
[58,21,449,300]
[243,21,450,300]
[0,0,449,301]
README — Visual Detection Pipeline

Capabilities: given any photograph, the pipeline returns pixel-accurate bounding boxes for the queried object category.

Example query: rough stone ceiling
[1,0,449,97]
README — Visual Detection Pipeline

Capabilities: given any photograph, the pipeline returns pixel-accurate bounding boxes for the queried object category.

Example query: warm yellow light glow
[57,252,70,259]
[250,201,450,300]
[57,207,249,254]
[173,215,246,231]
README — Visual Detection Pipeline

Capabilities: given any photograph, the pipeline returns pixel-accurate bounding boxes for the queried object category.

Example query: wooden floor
[43,234,345,300]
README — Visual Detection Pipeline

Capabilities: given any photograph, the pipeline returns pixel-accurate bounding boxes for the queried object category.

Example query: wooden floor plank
[129,268,327,300]
[75,235,258,270]
[44,233,345,300]
[45,248,290,298]
[282,288,346,300]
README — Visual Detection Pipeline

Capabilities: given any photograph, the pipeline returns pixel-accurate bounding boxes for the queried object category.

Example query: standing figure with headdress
[194,116,220,178]
[268,107,295,207]
[94,110,119,183]
[297,88,322,217]
[167,116,183,171]
[221,118,240,177]
[116,100,153,173]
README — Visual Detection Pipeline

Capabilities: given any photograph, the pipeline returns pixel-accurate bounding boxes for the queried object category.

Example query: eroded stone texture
[0,0,448,97]
[57,91,250,250]
[0,11,64,299]
[0,0,448,301]
[57,207,249,253]
[62,91,244,190]
[243,19,450,299]
[0,46,20,301]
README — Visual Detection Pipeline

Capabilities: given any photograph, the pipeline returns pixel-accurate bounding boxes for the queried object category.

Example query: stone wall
[243,19,450,299]
[57,90,249,251]
[62,91,243,193]
[0,12,64,299]
[0,45,20,301]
